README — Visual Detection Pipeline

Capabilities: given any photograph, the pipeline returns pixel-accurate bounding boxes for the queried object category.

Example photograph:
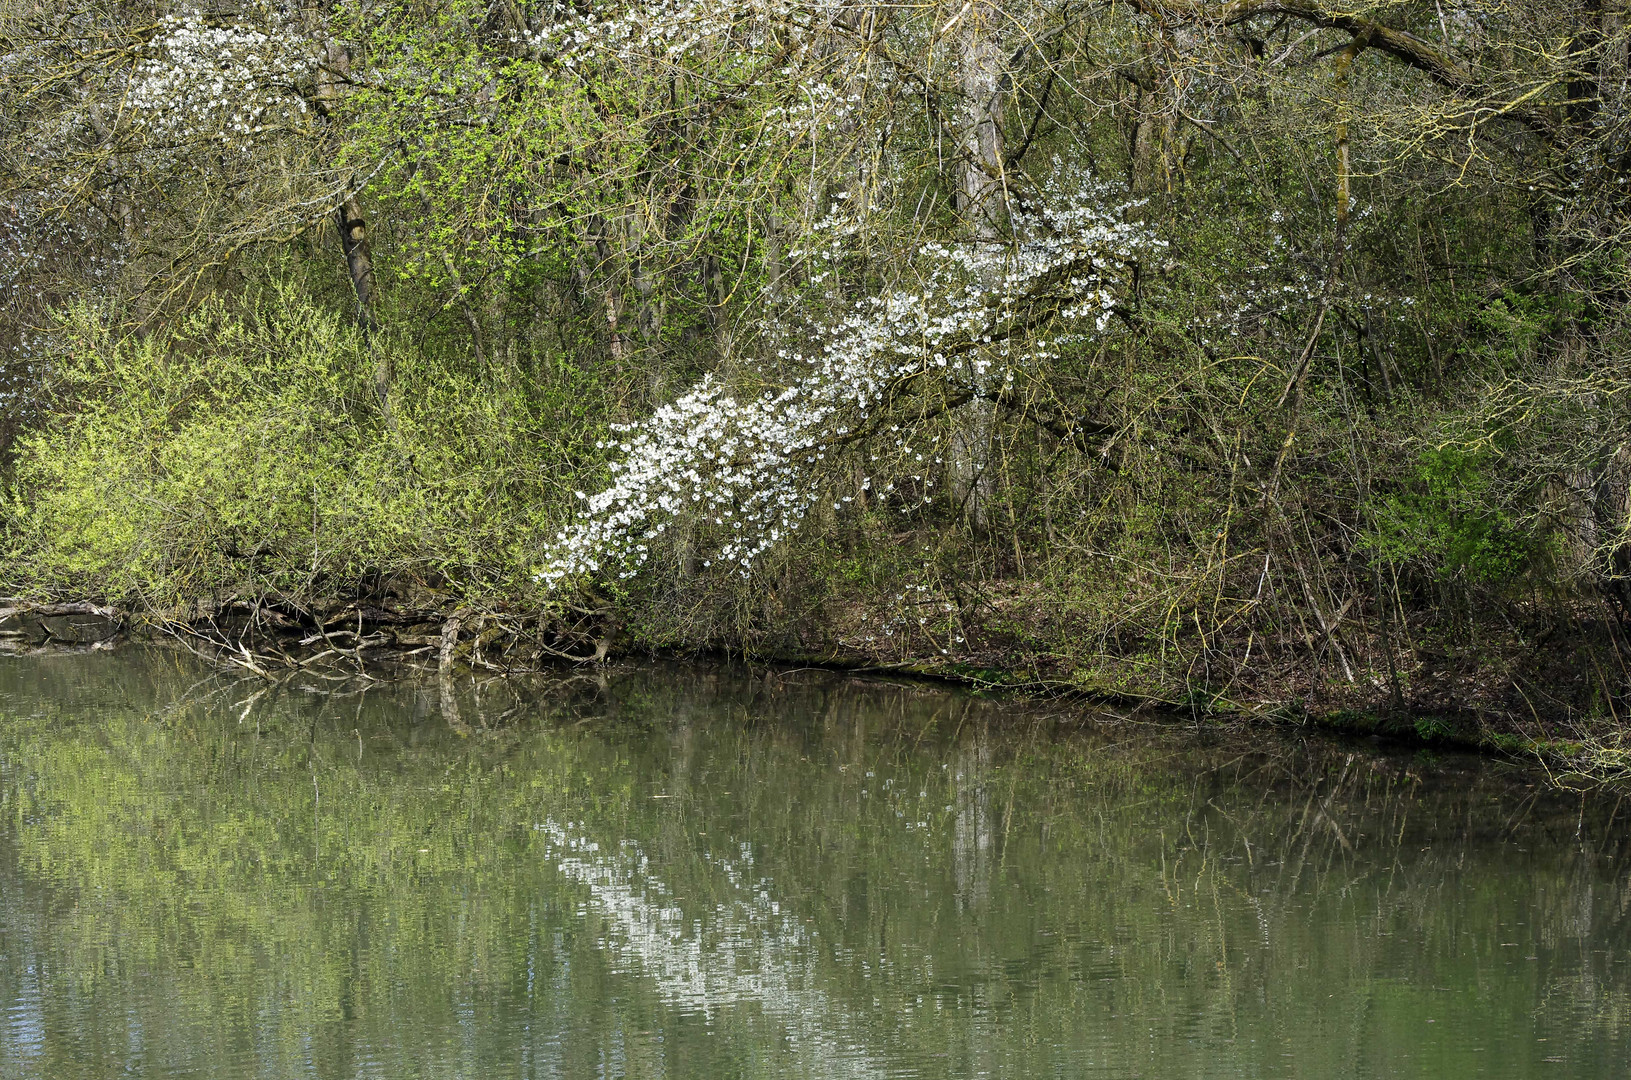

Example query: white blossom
[128,11,313,150]
[539,172,1164,588]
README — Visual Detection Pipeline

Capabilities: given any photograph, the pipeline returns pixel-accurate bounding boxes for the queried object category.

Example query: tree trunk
[318,42,379,335]
[1130,85,1173,194]
[948,2,1008,531]
[335,195,377,332]
[956,4,1008,235]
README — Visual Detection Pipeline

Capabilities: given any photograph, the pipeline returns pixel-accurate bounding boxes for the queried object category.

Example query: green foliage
[1469,292,1572,369]
[1364,448,1537,586]
[12,0,1631,715]
[2,287,598,606]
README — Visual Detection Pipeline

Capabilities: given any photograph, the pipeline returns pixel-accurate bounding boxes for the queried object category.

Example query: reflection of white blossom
[539,818,886,1077]
[540,174,1164,588]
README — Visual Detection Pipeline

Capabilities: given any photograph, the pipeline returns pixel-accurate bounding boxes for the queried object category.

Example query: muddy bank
[2,593,1622,782]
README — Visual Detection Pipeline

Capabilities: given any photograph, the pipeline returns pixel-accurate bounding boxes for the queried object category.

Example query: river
[1,648,1627,1078]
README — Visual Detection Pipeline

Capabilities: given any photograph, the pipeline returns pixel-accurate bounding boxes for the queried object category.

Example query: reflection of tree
[1,652,1630,1076]
[953,731,993,911]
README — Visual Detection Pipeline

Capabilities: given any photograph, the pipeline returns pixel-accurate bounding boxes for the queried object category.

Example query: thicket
[4,0,1631,745]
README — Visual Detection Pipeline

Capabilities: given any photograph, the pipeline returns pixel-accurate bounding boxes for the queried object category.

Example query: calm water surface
[1,649,1628,1078]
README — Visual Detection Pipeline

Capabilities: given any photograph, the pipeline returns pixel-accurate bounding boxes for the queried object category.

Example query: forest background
[4,0,1631,758]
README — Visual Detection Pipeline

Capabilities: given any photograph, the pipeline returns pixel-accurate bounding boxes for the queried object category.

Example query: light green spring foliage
[8,0,1631,705]
[9,288,597,606]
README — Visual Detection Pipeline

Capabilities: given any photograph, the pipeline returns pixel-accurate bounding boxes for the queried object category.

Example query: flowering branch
[540,176,1164,588]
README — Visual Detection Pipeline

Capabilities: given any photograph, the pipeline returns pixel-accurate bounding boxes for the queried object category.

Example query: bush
[3,288,588,608]
[1363,447,1537,588]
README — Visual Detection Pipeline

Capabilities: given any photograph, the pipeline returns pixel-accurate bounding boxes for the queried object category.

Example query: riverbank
[4,589,1624,782]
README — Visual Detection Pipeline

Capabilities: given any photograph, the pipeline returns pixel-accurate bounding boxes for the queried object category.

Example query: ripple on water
[0,650,1628,1078]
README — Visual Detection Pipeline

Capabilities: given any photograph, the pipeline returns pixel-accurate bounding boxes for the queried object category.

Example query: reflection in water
[952,741,992,911]
[541,820,883,1078]
[0,648,1628,1079]
[4,941,42,1070]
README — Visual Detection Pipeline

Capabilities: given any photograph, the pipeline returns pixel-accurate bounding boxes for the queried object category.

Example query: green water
[0,650,1627,1078]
